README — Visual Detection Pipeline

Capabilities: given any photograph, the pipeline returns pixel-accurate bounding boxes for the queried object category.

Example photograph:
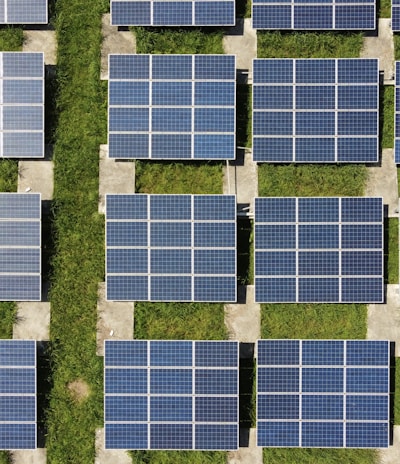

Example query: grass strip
[381,86,394,150]
[395,357,400,425]
[135,161,223,194]
[258,164,367,197]
[264,448,377,464]
[261,303,368,339]
[134,27,224,54]
[257,31,364,58]
[46,0,107,461]
[386,218,399,284]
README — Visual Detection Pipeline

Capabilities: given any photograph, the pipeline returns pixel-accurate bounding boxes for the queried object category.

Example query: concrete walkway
[223,19,257,81]
[96,283,134,356]
[18,156,54,201]
[11,449,47,464]
[367,285,400,356]
[225,286,260,342]
[365,148,399,217]
[379,426,400,463]
[100,14,136,80]
[228,428,262,464]
[361,18,395,83]
[223,149,258,208]
[98,144,135,214]
[95,428,131,464]
[23,30,57,65]
[13,302,50,341]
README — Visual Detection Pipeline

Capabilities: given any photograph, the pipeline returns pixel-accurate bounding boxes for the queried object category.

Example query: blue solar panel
[254,197,383,303]
[0,53,44,158]
[108,54,236,160]
[0,340,36,449]
[111,0,234,25]
[394,0,400,31]
[0,194,41,301]
[252,0,375,29]
[253,59,379,163]
[106,194,236,302]
[395,62,400,161]
[104,340,239,450]
[257,340,390,448]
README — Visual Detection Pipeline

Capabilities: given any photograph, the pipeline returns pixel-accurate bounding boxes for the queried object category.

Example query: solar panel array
[0,52,44,158]
[110,0,234,26]
[104,340,239,450]
[252,59,379,163]
[108,54,236,160]
[0,0,47,23]
[106,194,236,302]
[0,193,41,301]
[257,340,390,448]
[0,340,36,449]
[252,0,375,30]
[395,62,400,163]
[254,197,383,303]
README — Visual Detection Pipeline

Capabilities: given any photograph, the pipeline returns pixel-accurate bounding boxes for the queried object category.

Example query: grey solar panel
[0,340,36,449]
[254,197,383,303]
[104,340,239,450]
[0,0,47,24]
[106,194,236,302]
[110,0,234,26]
[252,0,375,30]
[253,58,379,163]
[0,53,44,158]
[0,193,41,301]
[257,340,390,448]
[108,54,236,160]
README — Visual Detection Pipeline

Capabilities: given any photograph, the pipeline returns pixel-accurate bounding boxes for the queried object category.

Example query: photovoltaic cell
[257,340,390,448]
[0,53,44,158]
[254,197,383,303]
[0,340,36,449]
[252,0,375,30]
[0,193,41,301]
[106,194,236,302]
[111,0,234,26]
[108,54,236,160]
[104,340,238,450]
[253,59,379,163]
[393,0,400,31]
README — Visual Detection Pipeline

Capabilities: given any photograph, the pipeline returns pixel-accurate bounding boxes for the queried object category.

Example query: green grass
[257,31,364,58]
[0,27,23,51]
[395,357,400,425]
[134,302,227,340]
[134,27,224,54]
[380,0,391,17]
[258,164,367,197]
[46,0,107,461]
[263,448,377,464]
[381,86,394,149]
[131,450,226,464]
[237,84,252,148]
[261,304,368,339]
[386,218,399,284]
[135,161,223,194]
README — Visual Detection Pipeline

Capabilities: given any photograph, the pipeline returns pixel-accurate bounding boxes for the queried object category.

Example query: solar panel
[108,54,236,160]
[0,340,36,449]
[257,340,390,448]
[254,197,383,303]
[0,193,41,301]
[252,58,379,163]
[106,194,236,302]
[104,340,239,450]
[393,0,400,31]
[0,0,47,23]
[252,0,375,30]
[110,0,234,26]
[0,53,44,158]
[395,62,400,163]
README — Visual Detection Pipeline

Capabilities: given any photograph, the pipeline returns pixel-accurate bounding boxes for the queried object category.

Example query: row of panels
[104,339,391,450]
[2,339,389,451]
[0,193,383,303]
